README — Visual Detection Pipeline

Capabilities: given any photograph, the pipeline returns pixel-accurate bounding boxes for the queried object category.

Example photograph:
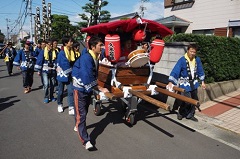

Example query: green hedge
[164,34,240,83]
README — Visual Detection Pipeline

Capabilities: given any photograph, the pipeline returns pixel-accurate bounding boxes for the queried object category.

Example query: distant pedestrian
[167,44,206,121]
[13,41,37,93]
[51,38,61,95]
[35,39,58,103]
[3,42,17,76]
[72,36,109,150]
[56,36,75,115]
[37,40,47,89]
[34,40,43,57]
[72,41,81,61]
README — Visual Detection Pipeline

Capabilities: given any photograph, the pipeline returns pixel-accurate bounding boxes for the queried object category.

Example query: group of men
[1,36,206,150]
[1,36,107,150]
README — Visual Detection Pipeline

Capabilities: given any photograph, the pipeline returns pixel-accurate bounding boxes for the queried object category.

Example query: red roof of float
[81,18,173,37]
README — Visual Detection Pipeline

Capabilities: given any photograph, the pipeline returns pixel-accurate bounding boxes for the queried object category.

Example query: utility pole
[139,0,149,18]
[6,18,10,42]
[28,0,33,42]
[42,0,47,40]
[47,3,52,38]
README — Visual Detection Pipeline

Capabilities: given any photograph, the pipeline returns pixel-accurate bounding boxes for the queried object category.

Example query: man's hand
[201,81,206,89]
[56,66,61,72]
[166,82,174,92]
[98,86,109,93]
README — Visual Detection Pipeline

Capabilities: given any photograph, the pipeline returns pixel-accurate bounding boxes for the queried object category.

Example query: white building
[157,0,240,37]
[18,30,29,40]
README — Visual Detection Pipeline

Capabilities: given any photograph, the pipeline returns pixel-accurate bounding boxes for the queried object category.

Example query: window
[171,0,195,11]
[173,0,194,4]
[192,29,214,36]
[233,27,240,38]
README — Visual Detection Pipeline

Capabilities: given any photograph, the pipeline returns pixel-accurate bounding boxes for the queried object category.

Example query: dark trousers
[6,60,13,75]
[22,69,34,88]
[179,89,198,118]
[74,89,92,145]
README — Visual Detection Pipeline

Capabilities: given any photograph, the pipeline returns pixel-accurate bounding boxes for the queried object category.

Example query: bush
[164,34,240,83]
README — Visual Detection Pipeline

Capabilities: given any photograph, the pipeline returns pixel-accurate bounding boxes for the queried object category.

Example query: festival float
[81,17,200,125]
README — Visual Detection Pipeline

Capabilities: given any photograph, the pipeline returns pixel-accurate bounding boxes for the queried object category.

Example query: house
[157,0,240,37]
[18,30,29,41]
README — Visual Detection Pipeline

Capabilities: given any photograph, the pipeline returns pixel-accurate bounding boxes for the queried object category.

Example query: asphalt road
[0,60,240,159]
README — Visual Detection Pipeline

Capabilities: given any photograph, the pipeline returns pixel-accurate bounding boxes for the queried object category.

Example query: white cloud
[109,1,164,20]
[69,14,82,25]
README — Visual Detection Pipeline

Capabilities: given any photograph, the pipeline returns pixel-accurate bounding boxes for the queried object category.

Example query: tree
[51,14,78,41]
[78,0,111,28]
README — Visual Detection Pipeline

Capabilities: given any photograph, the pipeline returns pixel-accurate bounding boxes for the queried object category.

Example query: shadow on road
[0,72,22,79]
[31,85,44,92]
[138,103,196,132]
[87,99,197,148]
[87,102,125,145]
[0,96,20,111]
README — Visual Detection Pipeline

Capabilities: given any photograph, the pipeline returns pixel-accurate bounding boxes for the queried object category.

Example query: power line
[8,0,26,33]
[32,4,78,17]
[51,10,77,16]
[70,0,82,7]
[17,1,29,34]
[32,2,79,14]
[52,0,82,11]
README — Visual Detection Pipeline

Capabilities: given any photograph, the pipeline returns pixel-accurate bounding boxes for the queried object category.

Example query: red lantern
[86,36,91,48]
[105,34,121,63]
[132,29,146,42]
[149,39,165,63]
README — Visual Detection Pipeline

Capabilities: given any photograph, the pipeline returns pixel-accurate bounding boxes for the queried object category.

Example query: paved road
[0,60,240,159]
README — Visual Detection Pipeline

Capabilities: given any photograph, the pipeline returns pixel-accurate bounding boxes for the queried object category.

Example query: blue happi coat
[34,50,58,73]
[56,50,73,82]
[13,49,37,71]
[72,52,98,93]
[168,56,205,92]
[4,47,17,61]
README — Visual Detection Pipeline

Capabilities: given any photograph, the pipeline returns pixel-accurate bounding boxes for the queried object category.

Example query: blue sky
[0,0,164,37]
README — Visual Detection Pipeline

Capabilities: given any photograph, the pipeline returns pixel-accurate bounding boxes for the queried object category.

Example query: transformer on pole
[139,0,149,18]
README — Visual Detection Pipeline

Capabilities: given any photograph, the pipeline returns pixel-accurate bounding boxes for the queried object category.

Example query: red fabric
[81,19,173,38]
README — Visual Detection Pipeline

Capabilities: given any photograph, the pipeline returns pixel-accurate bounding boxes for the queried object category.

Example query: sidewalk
[197,88,240,134]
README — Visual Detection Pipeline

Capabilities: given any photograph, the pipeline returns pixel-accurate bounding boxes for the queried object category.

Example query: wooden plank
[155,82,185,93]
[98,71,112,84]
[98,64,112,74]
[155,87,201,111]
[117,76,148,85]
[116,67,150,77]
[129,89,170,110]
[97,80,123,94]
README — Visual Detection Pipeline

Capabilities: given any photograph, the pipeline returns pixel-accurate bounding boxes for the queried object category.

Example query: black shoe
[170,109,176,114]
[189,116,198,122]
[186,112,195,119]
[177,113,183,120]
